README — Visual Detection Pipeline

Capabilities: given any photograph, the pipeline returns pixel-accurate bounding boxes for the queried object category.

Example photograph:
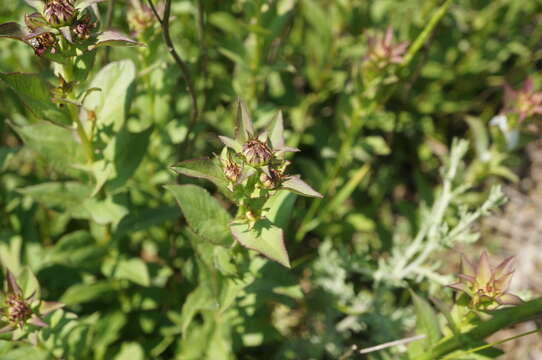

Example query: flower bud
[71,14,95,40]
[28,32,57,56]
[260,167,281,190]
[242,139,273,166]
[43,0,77,27]
[5,294,32,327]
[224,161,242,183]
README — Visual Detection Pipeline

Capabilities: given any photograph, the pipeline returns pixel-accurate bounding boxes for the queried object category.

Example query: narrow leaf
[235,98,254,142]
[282,175,323,198]
[92,30,143,49]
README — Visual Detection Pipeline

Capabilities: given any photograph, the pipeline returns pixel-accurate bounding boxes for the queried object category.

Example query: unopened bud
[28,32,57,56]
[6,295,32,327]
[224,161,242,183]
[71,14,95,40]
[260,168,281,190]
[242,139,273,166]
[43,0,77,27]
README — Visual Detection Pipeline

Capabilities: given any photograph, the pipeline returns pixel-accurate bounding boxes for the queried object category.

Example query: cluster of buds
[212,100,322,223]
[0,271,61,334]
[218,101,319,199]
[364,26,408,70]
[448,251,522,310]
[0,0,140,59]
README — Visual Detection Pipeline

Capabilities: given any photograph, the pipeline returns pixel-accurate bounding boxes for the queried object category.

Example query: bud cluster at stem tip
[448,251,522,310]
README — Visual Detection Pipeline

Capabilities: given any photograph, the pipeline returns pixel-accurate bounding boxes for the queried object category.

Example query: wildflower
[448,251,522,310]
[365,26,408,69]
[503,78,542,122]
[43,0,77,27]
[0,271,52,333]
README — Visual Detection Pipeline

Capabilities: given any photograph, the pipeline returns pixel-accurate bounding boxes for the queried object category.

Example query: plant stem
[147,0,199,159]
[419,297,542,360]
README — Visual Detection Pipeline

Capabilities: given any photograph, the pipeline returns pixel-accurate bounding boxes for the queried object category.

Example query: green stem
[419,297,542,360]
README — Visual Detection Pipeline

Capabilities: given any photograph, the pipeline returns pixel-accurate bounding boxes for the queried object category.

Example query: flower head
[43,0,77,27]
[448,251,522,310]
[365,26,408,69]
[502,78,542,122]
[0,271,54,334]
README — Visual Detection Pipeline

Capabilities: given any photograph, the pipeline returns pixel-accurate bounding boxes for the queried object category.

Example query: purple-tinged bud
[28,32,57,56]
[224,161,242,183]
[43,0,77,27]
[71,14,95,40]
[260,167,282,190]
[5,294,32,327]
[242,139,273,166]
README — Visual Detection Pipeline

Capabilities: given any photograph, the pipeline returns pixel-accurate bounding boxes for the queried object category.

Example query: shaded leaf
[0,72,71,125]
[165,184,232,246]
[230,219,290,268]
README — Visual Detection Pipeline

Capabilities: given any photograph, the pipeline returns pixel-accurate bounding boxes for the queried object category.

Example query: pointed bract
[282,175,323,198]
[235,99,254,142]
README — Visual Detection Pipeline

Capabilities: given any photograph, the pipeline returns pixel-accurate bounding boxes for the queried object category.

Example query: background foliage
[1,0,542,359]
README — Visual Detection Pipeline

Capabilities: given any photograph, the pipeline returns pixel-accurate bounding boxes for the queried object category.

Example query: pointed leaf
[264,190,297,229]
[83,60,136,131]
[170,157,231,195]
[281,175,323,198]
[269,110,285,149]
[493,256,515,279]
[28,315,48,328]
[75,0,105,10]
[496,293,522,306]
[218,135,242,153]
[25,0,45,12]
[165,184,233,246]
[92,30,143,49]
[230,219,290,268]
[0,72,71,125]
[6,271,22,295]
[476,251,492,285]
[0,22,28,41]
[235,98,254,142]
[460,254,476,277]
[11,122,85,170]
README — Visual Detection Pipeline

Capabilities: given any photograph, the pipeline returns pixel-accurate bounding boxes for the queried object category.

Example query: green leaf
[60,281,116,305]
[84,196,129,225]
[165,184,233,246]
[112,258,150,287]
[0,72,71,125]
[0,22,28,42]
[48,231,106,270]
[11,122,85,170]
[409,290,442,353]
[104,125,153,192]
[281,175,323,198]
[83,60,136,131]
[17,181,92,219]
[170,157,230,193]
[92,31,143,49]
[264,190,297,229]
[17,266,40,300]
[116,206,179,237]
[230,219,290,268]
[114,343,145,360]
[235,98,254,142]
